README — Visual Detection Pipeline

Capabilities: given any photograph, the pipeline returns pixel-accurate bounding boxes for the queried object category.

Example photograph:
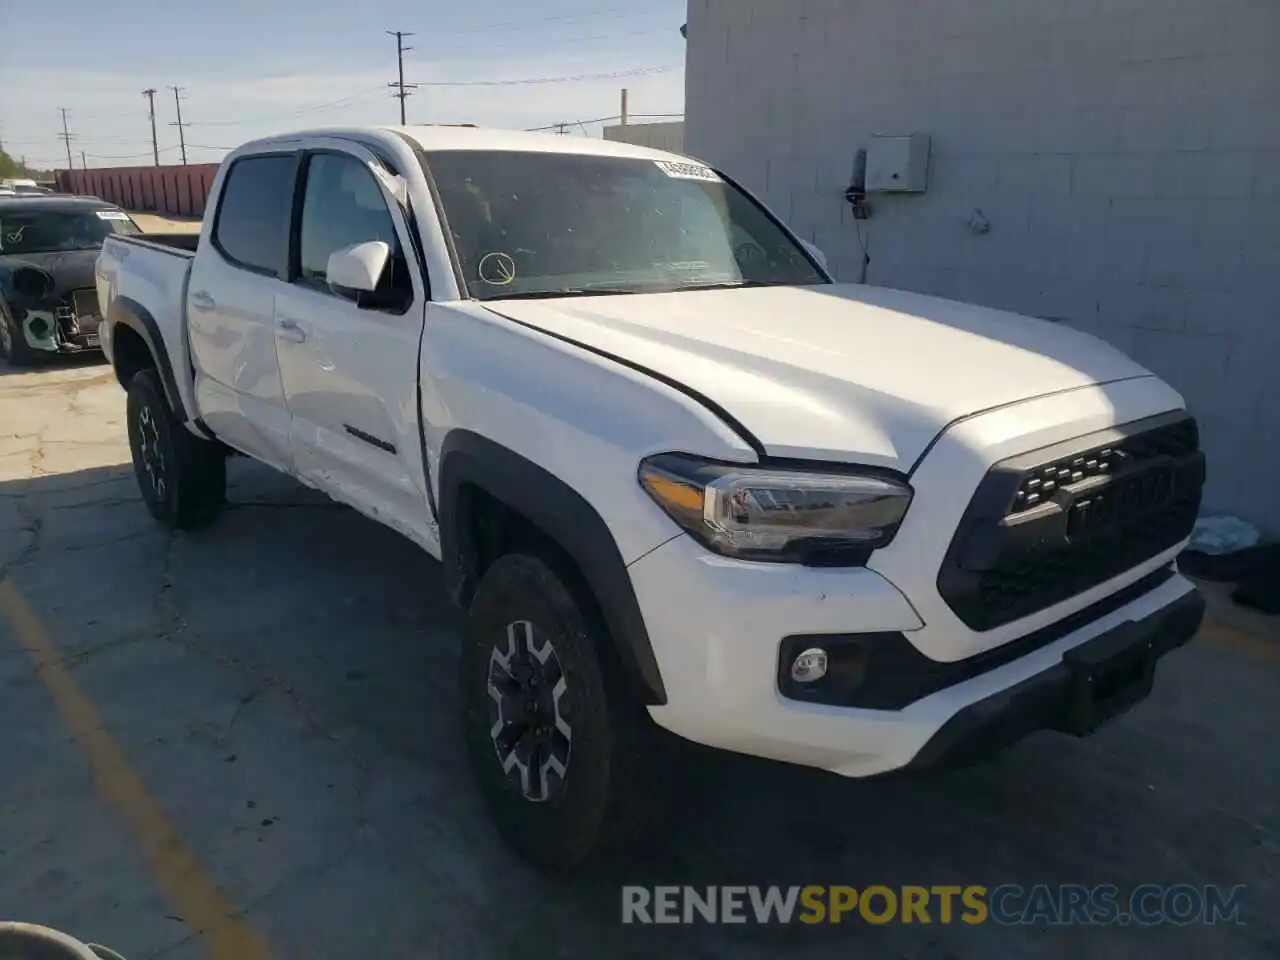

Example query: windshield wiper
[484,279,791,301]
[667,279,788,292]
[487,287,641,301]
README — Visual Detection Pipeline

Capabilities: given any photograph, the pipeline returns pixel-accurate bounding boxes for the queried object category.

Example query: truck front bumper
[903,585,1202,771]
[8,293,103,355]
[628,533,1202,778]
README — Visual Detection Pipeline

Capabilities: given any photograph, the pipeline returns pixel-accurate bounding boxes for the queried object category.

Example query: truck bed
[98,231,200,421]
[117,232,199,255]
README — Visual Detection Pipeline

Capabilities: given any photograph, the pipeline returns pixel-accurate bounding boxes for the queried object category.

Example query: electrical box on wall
[865,133,931,193]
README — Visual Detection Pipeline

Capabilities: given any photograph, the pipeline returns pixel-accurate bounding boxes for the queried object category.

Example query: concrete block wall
[603,120,686,153]
[684,0,1280,532]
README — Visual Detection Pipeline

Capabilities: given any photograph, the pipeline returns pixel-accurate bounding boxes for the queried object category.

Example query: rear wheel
[462,551,668,873]
[126,368,226,529]
[0,304,36,366]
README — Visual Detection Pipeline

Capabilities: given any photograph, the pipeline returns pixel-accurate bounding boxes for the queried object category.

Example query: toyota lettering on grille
[1067,466,1174,538]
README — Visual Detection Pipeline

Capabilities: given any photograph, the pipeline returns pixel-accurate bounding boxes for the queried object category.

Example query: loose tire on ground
[461,550,671,873]
[126,368,226,529]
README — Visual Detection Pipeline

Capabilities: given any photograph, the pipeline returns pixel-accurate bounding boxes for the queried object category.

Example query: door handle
[190,290,215,312]
[275,318,307,343]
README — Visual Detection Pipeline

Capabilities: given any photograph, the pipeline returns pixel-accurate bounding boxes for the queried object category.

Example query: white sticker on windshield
[95,210,132,221]
[654,160,720,182]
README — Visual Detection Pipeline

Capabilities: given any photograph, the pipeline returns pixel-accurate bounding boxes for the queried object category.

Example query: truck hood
[483,283,1154,470]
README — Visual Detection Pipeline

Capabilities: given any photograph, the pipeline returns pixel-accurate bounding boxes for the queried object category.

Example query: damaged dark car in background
[0,196,140,366]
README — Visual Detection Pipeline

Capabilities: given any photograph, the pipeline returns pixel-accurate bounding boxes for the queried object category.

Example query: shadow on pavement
[1,460,1276,959]
[0,353,110,378]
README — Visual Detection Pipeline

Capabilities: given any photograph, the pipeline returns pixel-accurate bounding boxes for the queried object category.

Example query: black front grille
[1010,416,1199,514]
[938,412,1204,632]
[72,288,100,319]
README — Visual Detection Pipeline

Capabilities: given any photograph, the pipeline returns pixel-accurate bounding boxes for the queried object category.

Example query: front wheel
[462,551,668,873]
[126,368,226,529]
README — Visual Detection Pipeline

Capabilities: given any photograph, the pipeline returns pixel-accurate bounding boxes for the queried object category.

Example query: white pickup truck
[97,126,1207,871]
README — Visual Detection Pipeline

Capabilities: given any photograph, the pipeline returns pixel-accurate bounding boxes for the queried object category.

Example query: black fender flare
[107,295,188,420]
[438,430,667,706]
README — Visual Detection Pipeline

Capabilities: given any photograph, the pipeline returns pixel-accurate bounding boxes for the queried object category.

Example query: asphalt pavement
[1,357,1277,959]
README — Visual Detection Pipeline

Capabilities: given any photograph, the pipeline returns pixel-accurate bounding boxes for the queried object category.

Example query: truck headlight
[638,453,913,565]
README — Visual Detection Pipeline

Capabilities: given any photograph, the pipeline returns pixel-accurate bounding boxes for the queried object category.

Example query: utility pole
[142,87,160,166]
[386,30,418,124]
[167,85,188,165]
[620,88,629,127]
[57,108,75,170]
[81,151,88,170]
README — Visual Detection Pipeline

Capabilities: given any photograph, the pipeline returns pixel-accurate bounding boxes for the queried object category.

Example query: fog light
[790,647,828,683]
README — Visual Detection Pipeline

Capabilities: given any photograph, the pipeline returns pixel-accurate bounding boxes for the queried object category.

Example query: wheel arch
[107,296,187,420]
[438,429,667,706]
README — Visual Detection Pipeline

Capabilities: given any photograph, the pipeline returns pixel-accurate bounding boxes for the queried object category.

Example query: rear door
[187,151,299,472]
[273,144,435,549]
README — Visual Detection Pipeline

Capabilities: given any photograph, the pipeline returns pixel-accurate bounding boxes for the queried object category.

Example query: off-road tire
[462,550,669,873]
[126,368,226,529]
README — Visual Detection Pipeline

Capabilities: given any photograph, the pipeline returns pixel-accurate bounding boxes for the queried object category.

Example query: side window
[212,155,295,275]
[297,153,411,301]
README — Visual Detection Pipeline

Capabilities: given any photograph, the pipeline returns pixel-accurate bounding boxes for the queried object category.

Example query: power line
[84,145,181,161]
[438,25,671,57]
[167,85,189,165]
[142,88,160,166]
[0,133,150,146]
[10,65,685,165]
[387,30,419,125]
[413,64,677,87]
[524,113,621,132]
[5,89,381,151]
[57,108,76,171]
[522,109,684,133]
[175,63,674,129]
[186,88,386,127]
[431,6,648,36]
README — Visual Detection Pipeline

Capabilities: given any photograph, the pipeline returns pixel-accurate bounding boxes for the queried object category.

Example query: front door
[273,146,436,550]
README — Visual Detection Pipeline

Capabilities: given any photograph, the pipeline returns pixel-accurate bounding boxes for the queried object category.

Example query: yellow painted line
[0,579,272,960]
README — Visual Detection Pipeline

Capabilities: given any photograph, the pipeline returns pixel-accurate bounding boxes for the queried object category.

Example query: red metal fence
[55,163,221,219]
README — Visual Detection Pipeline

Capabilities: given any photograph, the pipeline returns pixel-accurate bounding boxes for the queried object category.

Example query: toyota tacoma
[96,126,1207,871]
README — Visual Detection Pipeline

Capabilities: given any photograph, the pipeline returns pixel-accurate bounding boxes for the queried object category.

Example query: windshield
[0,208,139,254]
[424,150,828,300]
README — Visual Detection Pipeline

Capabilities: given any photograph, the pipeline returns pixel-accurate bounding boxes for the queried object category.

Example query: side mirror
[326,241,390,297]
[799,239,829,272]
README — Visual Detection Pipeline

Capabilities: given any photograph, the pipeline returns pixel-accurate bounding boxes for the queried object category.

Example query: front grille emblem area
[1067,465,1175,538]
[938,413,1205,632]
[1015,449,1122,510]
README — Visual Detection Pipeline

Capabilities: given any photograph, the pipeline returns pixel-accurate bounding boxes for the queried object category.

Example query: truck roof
[234,124,701,165]
[0,195,120,215]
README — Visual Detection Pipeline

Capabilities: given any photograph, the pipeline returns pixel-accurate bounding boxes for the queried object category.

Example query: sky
[0,0,688,170]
